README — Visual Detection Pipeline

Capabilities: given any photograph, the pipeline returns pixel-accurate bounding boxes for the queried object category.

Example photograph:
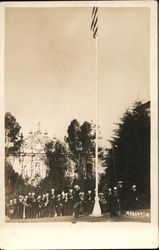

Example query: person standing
[63,193,69,216]
[41,194,47,217]
[112,187,119,217]
[73,185,81,219]
[45,193,50,217]
[107,188,113,217]
[61,191,65,216]
[68,189,74,216]
[24,195,29,219]
[27,193,32,219]
[49,189,56,217]
[13,198,17,219]
[86,190,94,215]
[117,181,124,217]
[31,193,36,218]
[8,200,14,220]
[36,195,42,218]
[56,194,62,216]
[130,185,138,210]
[17,195,23,219]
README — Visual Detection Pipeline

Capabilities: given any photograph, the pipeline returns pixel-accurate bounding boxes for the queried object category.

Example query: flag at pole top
[91,7,98,39]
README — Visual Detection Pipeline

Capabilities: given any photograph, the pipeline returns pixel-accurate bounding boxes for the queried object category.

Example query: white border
[0,1,158,249]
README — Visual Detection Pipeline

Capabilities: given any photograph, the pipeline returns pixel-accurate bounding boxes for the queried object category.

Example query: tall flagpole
[92,10,102,217]
[95,36,98,199]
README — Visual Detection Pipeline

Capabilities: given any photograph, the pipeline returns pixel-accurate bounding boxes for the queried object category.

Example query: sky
[5,7,150,147]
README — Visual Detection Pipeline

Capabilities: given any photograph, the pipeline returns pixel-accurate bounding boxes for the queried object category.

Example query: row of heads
[9,184,137,203]
[108,184,136,191]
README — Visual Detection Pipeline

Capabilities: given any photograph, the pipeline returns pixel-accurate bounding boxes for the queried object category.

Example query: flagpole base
[91,196,102,217]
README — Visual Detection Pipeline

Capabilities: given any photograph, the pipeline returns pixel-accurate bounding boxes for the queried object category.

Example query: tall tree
[66,119,81,161]
[5,112,23,155]
[5,112,26,206]
[105,101,150,208]
[44,139,70,193]
[66,119,96,190]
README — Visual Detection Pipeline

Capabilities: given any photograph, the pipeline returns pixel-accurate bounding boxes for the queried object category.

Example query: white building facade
[7,123,50,186]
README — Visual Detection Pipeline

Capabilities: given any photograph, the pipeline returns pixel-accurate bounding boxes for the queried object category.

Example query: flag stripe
[91,7,98,28]
[90,13,97,30]
[93,27,98,39]
[92,6,96,17]
[91,7,98,39]
[92,6,98,18]
[91,9,98,30]
[92,16,98,32]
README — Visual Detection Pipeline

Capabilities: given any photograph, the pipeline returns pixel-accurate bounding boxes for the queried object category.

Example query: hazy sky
[5,7,150,147]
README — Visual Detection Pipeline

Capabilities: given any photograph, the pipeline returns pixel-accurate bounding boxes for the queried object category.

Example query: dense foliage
[42,140,70,193]
[66,119,96,189]
[5,113,31,203]
[5,112,23,155]
[105,101,150,209]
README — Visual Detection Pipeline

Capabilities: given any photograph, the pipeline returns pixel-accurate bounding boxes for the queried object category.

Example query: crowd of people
[6,184,138,220]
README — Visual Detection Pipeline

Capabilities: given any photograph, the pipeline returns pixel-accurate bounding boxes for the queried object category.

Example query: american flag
[90,7,98,39]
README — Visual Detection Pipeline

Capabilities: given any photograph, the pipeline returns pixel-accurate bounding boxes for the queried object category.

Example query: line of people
[7,186,94,220]
[7,184,138,220]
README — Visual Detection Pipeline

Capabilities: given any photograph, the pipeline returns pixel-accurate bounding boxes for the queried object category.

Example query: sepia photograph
[0,1,158,249]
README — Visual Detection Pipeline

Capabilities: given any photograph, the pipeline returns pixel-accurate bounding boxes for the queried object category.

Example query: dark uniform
[117,187,124,216]
[27,193,32,219]
[86,191,94,215]
[17,196,23,219]
[107,188,113,216]
[63,193,69,216]
[68,190,74,216]
[56,195,62,216]
[112,187,119,217]
[79,192,86,215]
[130,185,138,210]
[23,196,27,219]
[37,196,42,218]
[31,193,36,218]
[41,194,47,217]
[99,193,107,214]
[45,194,50,217]
[8,200,14,220]
[13,199,17,219]
[73,186,81,219]
[49,190,56,217]
[61,192,65,216]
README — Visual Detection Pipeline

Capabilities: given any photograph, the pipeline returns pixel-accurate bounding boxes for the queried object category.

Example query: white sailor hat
[113,187,117,190]
[88,190,92,194]
[57,194,61,197]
